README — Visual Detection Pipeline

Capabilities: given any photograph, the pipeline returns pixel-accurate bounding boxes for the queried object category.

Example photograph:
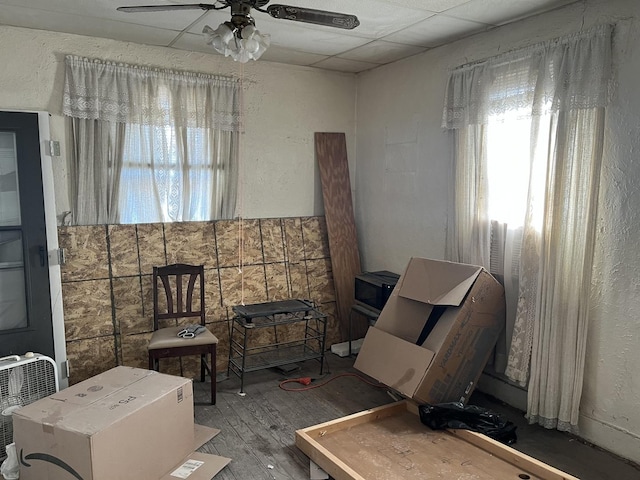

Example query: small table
[228,299,327,393]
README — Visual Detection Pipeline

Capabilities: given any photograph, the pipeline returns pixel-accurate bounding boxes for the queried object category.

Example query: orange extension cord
[279,373,387,392]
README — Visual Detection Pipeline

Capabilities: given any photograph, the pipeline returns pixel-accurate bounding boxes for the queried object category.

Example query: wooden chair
[148,263,217,404]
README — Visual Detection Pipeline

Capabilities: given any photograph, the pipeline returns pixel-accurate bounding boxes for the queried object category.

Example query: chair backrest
[152,264,205,331]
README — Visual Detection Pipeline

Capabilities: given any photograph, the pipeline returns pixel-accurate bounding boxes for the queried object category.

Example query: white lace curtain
[443,25,612,432]
[442,25,612,128]
[63,55,242,224]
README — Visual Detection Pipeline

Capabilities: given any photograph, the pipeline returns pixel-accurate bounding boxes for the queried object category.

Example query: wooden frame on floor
[296,400,580,480]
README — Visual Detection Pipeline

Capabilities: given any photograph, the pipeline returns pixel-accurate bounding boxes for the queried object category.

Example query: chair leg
[149,352,156,371]
[201,354,206,382]
[211,344,216,405]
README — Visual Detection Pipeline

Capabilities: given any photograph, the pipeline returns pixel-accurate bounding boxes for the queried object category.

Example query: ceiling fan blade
[266,4,360,30]
[117,4,220,13]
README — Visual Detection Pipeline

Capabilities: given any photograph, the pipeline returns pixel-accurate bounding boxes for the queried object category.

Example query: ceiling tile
[374,0,476,13]
[268,29,371,56]
[445,0,578,26]
[0,0,205,30]
[186,8,229,34]
[311,56,380,74]
[257,46,330,66]
[169,31,220,55]
[385,14,490,47]
[339,40,427,64]
[0,3,180,46]
[255,0,437,39]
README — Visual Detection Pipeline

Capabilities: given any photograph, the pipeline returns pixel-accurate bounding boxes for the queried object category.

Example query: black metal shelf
[227,299,327,393]
[233,310,326,329]
[229,344,322,373]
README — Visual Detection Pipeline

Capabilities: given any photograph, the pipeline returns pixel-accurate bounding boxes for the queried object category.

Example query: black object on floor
[275,363,300,374]
[419,402,518,445]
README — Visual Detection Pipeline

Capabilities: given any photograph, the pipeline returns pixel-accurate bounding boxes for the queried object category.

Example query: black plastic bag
[418,402,518,445]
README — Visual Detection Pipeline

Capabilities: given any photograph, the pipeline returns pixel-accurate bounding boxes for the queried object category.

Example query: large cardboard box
[13,366,228,480]
[354,258,505,405]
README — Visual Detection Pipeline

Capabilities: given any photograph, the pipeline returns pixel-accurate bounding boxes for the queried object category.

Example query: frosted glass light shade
[203,22,270,63]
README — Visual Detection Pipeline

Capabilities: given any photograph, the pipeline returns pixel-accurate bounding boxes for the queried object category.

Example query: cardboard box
[13,366,230,480]
[354,258,505,405]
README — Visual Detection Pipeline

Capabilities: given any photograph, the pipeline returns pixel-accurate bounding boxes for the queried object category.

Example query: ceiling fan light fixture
[241,25,270,58]
[120,2,360,65]
[203,21,270,63]
[203,23,235,54]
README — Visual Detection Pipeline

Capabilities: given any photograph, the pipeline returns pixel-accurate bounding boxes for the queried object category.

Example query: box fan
[0,354,58,461]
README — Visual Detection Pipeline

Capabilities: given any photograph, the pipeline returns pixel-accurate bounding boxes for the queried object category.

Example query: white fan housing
[0,354,58,461]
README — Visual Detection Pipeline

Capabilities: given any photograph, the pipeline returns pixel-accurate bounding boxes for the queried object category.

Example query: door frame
[2,110,68,388]
[37,111,68,389]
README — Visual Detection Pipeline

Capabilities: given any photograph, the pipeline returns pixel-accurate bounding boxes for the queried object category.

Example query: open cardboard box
[354,257,505,405]
[13,366,230,480]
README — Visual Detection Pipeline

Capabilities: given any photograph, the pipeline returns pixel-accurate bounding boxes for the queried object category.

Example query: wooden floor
[193,355,640,480]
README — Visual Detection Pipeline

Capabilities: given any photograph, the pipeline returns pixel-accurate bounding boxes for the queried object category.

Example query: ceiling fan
[117,1,361,63]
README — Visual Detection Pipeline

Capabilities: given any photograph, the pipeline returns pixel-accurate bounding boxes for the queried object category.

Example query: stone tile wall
[58,217,340,384]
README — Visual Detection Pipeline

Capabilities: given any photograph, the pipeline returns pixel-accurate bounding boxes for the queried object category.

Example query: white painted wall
[355,0,640,464]
[0,25,357,220]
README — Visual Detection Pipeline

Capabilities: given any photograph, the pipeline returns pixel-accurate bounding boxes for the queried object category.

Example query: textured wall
[58,217,340,385]
[355,0,640,464]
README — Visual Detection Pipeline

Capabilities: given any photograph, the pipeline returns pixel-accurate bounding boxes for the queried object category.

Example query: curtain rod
[65,54,243,85]
[451,23,613,73]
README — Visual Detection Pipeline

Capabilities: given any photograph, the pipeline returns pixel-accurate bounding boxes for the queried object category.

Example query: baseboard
[477,372,640,465]
[476,371,528,412]
[578,413,640,465]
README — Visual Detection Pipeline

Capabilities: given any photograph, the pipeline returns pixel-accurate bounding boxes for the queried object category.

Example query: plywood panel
[315,132,362,340]
[61,215,341,383]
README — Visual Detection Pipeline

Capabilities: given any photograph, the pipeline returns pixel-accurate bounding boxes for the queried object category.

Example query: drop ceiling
[0,0,579,73]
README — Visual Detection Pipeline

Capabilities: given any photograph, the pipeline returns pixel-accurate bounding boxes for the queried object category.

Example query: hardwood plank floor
[193,355,640,480]
[194,355,391,479]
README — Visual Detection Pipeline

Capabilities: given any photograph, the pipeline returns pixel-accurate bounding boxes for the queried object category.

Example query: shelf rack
[228,299,327,393]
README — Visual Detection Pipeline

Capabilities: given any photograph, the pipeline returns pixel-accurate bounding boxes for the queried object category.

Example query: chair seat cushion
[148,326,218,350]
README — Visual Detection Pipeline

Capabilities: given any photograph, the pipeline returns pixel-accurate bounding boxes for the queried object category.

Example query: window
[63,55,241,225]
[443,25,612,431]
[485,105,555,285]
[119,124,219,223]
[486,110,531,227]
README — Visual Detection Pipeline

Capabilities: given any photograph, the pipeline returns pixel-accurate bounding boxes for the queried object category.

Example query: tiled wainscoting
[58,216,340,384]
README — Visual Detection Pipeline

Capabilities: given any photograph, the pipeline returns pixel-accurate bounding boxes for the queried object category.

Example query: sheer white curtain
[443,25,612,432]
[68,118,125,224]
[118,124,239,223]
[63,55,242,224]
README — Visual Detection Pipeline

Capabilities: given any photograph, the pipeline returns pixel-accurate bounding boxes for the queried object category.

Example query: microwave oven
[354,270,400,312]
